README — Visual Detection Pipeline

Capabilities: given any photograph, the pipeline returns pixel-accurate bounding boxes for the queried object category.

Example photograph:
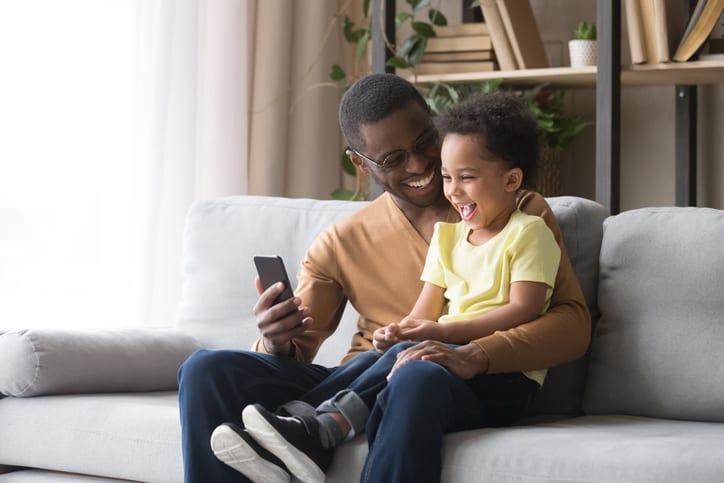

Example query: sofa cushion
[0,392,181,483]
[328,415,724,482]
[175,195,367,365]
[584,207,724,422]
[0,328,200,397]
[524,196,607,416]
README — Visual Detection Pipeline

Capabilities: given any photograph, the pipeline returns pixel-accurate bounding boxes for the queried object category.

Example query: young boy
[212,91,561,483]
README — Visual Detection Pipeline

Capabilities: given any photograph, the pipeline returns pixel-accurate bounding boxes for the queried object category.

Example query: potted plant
[569,21,597,67]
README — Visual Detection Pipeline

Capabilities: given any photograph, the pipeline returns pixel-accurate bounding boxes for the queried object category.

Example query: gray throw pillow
[0,328,201,397]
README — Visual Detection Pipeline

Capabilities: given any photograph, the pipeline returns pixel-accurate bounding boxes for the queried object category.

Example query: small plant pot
[568,39,597,67]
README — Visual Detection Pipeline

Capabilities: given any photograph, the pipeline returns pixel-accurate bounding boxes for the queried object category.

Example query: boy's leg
[239,343,418,483]
[178,349,333,483]
[362,360,539,483]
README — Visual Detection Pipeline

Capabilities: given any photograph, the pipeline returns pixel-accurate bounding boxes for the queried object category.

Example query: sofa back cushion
[583,207,724,422]
[176,194,607,407]
[524,196,607,416]
[175,195,367,366]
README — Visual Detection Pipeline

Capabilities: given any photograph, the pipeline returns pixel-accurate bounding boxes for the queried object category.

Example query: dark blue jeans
[178,348,380,483]
[178,345,538,483]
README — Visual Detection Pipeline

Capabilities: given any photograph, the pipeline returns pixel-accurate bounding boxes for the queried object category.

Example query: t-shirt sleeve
[420,222,446,288]
[509,219,561,289]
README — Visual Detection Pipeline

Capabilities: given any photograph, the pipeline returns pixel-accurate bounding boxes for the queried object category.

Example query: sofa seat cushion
[0,392,181,483]
[0,470,125,482]
[328,415,724,483]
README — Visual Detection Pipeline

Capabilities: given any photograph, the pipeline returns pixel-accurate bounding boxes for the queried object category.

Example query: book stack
[624,0,723,64]
[414,22,497,75]
[479,0,549,71]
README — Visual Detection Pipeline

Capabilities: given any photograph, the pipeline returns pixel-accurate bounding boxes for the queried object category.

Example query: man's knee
[178,349,218,387]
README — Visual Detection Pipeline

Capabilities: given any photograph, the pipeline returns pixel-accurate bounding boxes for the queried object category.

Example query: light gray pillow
[0,328,201,397]
[583,207,724,422]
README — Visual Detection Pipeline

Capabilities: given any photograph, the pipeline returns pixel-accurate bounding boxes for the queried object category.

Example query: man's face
[353,102,444,209]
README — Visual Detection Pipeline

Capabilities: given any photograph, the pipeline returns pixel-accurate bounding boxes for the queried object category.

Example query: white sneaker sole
[210,424,291,483]
[242,405,326,483]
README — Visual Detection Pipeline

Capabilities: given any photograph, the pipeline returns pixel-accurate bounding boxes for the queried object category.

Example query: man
[178,73,590,483]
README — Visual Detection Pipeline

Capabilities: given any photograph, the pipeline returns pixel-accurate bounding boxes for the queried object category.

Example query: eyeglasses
[349,126,439,170]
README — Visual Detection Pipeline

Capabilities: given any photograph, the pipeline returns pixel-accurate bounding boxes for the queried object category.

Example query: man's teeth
[405,172,434,188]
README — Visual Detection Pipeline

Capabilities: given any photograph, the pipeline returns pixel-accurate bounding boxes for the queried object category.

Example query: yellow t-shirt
[421,210,561,385]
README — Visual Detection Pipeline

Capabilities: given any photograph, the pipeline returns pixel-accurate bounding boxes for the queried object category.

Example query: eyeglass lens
[381,128,438,168]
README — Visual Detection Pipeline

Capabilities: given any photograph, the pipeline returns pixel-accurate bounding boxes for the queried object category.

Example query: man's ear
[505,168,523,192]
[346,149,369,174]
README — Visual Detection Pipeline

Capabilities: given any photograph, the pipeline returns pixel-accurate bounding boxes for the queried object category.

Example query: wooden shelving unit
[371,0,715,213]
[404,61,724,88]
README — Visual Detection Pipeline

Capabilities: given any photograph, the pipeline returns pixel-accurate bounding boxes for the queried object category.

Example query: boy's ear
[346,149,369,174]
[505,168,523,192]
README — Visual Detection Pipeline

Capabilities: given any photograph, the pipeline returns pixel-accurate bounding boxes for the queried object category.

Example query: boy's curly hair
[435,92,540,190]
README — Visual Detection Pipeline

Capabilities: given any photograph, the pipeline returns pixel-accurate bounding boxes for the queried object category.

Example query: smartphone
[253,255,295,305]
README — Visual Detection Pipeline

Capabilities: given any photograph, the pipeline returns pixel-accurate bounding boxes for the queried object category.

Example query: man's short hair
[339,74,429,151]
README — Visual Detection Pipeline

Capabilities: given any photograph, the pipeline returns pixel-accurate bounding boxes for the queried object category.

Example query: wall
[432,0,724,210]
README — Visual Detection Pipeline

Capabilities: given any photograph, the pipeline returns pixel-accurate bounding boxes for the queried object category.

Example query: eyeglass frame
[348,125,439,170]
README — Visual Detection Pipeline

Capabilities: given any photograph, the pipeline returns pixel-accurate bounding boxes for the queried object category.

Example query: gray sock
[316,413,345,449]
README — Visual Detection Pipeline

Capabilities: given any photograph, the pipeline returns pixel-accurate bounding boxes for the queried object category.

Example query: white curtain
[0,0,249,330]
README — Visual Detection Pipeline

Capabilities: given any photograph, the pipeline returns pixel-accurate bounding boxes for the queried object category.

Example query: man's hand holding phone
[252,256,313,357]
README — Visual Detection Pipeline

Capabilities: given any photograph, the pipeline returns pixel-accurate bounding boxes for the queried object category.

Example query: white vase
[568,39,597,67]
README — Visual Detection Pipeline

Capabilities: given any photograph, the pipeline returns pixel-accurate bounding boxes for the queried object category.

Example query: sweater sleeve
[252,226,347,363]
[471,191,591,373]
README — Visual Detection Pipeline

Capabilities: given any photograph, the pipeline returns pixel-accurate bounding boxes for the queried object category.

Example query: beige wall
[433,0,724,210]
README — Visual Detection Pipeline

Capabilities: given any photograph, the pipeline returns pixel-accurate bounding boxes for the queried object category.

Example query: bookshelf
[370,0,718,213]
[405,61,724,88]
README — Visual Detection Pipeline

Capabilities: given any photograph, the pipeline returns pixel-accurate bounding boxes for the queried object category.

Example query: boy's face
[350,101,444,209]
[440,133,521,236]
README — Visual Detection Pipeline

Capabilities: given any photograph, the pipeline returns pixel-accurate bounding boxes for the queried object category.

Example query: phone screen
[253,255,295,305]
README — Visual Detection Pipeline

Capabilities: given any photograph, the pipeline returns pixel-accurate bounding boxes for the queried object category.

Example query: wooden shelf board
[404,60,724,88]
[623,60,724,85]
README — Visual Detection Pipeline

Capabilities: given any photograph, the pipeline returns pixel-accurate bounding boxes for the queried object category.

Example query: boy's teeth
[405,172,434,188]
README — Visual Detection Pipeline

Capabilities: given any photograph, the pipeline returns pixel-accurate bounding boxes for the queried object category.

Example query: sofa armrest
[0,328,201,397]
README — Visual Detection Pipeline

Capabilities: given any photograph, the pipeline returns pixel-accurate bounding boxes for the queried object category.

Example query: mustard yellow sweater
[253,190,590,374]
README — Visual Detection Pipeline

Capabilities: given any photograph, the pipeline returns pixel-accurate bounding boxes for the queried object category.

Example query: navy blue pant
[178,344,538,483]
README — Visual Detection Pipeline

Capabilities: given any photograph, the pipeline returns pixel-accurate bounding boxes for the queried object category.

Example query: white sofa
[2,194,724,482]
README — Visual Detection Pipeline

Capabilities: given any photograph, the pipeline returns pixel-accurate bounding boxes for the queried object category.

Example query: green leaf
[329,64,346,82]
[412,22,436,38]
[398,34,421,58]
[395,12,413,25]
[363,0,370,17]
[341,151,357,176]
[428,9,447,26]
[331,188,358,200]
[410,0,431,11]
[386,56,409,68]
[343,16,367,43]
[479,78,503,93]
[405,36,427,66]
[356,31,371,60]
[469,0,481,7]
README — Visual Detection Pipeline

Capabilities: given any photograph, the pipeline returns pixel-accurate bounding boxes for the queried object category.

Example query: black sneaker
[242,404,333,483]
[210,422,291,483]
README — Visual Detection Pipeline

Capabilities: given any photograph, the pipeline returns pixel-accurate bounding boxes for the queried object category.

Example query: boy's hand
[253,276,312,356]
[373,323,403,353]
[398,317,441,341]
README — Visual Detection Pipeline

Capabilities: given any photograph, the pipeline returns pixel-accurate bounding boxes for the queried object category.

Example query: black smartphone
[253,255,295,305]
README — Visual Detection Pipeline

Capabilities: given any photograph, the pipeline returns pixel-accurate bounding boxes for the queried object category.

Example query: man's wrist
[465,342,490,374]
[262,338,295,358]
